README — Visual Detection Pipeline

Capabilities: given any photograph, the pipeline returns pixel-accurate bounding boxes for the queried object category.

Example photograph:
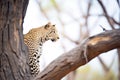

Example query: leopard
[24,22,59,77]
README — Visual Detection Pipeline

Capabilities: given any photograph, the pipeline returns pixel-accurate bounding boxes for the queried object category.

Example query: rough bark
[35,29,120,80]
[117,48,120,80]
[0,0,31,80]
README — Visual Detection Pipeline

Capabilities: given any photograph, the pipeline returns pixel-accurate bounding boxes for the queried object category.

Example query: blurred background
[23,0,120,80]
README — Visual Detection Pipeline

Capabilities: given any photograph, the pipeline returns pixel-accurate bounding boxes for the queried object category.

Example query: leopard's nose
[57,37,59,39]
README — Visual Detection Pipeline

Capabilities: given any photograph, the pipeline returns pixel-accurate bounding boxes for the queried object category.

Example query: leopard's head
[44,22,59,42]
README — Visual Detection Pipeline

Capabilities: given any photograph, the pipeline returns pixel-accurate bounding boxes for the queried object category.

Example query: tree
[35,29,120,80]
[0,0,32,80]
[0,0,120,80]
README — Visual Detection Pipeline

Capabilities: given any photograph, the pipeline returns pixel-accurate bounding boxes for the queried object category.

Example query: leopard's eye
[53,24,55,26]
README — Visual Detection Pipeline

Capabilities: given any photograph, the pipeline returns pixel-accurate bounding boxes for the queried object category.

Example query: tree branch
[98,0,115,29]
[35,29,120,80]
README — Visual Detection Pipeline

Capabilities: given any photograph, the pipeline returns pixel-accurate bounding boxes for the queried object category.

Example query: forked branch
[35,29,120,80]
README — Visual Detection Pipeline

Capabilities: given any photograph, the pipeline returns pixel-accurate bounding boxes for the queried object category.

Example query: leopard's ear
[44,22,51,29]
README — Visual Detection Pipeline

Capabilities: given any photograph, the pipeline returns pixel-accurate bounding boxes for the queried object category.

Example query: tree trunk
[117,48,120,80]
[0,0,31,80]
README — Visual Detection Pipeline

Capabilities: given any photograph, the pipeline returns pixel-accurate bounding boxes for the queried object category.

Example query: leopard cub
[24,22,59,77]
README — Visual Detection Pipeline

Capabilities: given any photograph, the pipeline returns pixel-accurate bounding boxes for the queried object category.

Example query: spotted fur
[24,22,59,77]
